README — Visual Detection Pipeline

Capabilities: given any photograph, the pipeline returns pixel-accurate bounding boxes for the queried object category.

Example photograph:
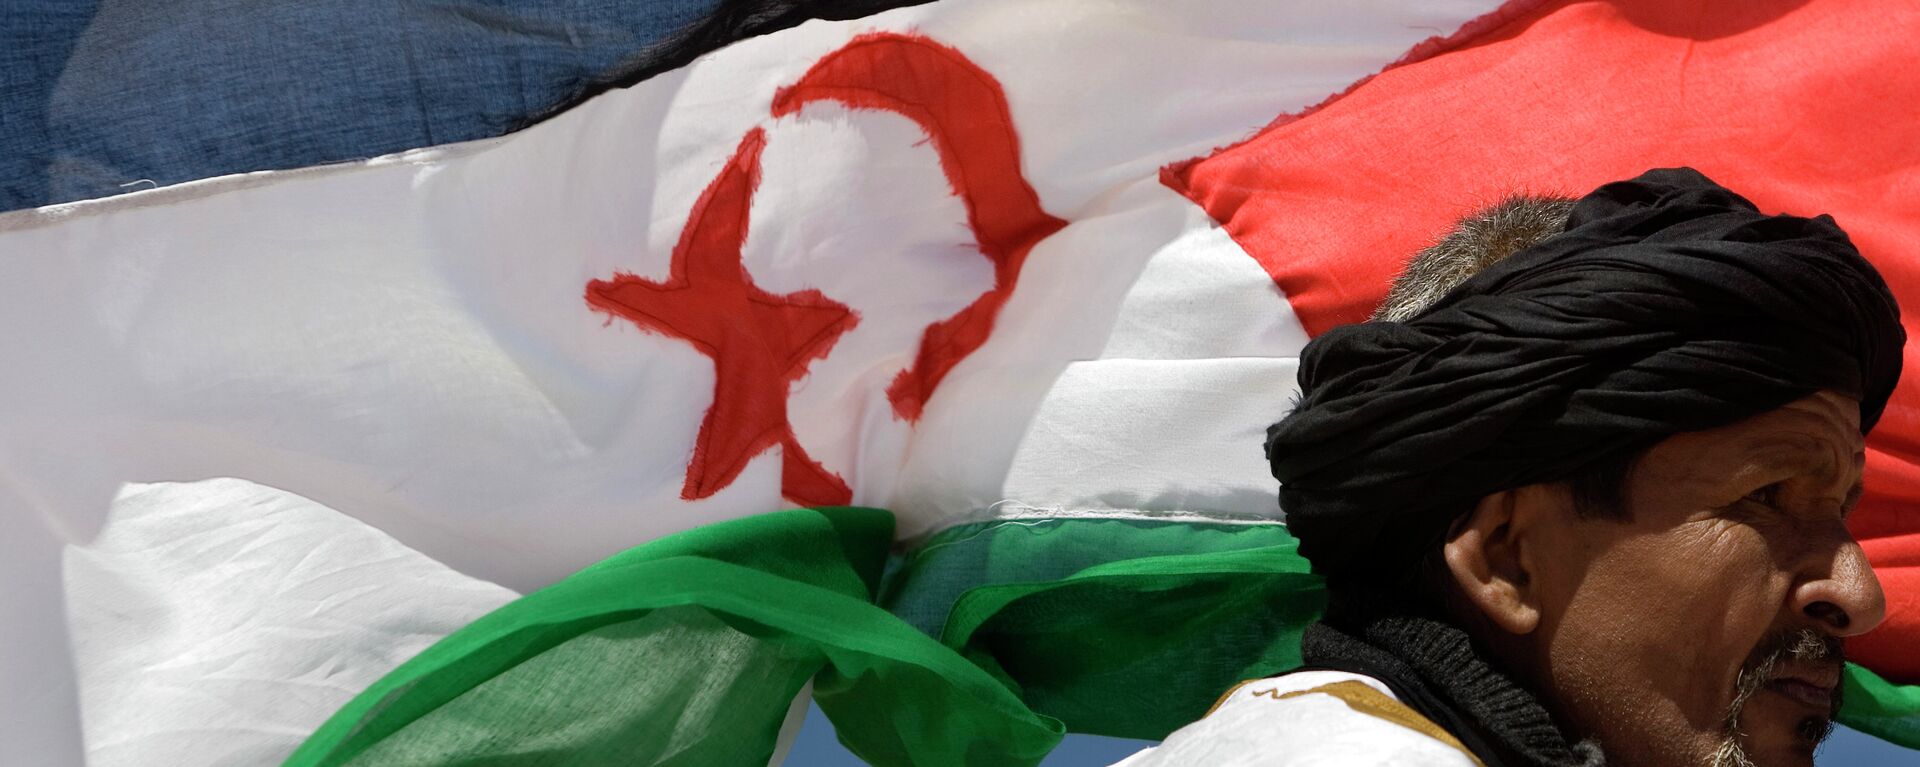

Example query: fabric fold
[1842,662,1920,747]
[288,509,1920,764]
[285,507,1062,767]
[925,519,1325,740]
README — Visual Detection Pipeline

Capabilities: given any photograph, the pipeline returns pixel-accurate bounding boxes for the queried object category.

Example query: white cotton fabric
[1000,357,1301,519]
[0,0,1510,760]
[63,479,519,767]
[1112,671,1482,767]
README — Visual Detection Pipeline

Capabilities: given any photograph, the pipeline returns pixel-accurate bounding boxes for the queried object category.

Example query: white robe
[1112,670,1485,766]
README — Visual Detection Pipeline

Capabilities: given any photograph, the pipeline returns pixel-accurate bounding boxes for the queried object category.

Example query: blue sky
[786,702,1915,765]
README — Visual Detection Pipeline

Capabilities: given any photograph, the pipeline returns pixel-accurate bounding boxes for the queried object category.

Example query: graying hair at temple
[1372,195,1578,322]
[1344,192,1625,595]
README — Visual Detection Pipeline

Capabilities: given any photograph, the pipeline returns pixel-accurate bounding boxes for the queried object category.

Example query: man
[1119,168,1901,766]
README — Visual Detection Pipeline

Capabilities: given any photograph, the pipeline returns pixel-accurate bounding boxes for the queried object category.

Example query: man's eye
[1743,483,1782,506]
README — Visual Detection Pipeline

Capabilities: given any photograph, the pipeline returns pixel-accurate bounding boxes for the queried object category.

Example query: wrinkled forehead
[1640,391,1865,484]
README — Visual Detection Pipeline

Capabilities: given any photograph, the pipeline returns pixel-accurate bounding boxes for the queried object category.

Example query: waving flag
[1165,0,1920,682]
[0,0,931,210]
[2,0,1917,764]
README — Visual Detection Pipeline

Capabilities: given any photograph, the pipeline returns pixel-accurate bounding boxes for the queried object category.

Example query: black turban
[1266,167,1904,579]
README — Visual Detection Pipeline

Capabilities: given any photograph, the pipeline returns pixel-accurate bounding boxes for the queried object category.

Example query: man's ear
[1442,485,1558,636]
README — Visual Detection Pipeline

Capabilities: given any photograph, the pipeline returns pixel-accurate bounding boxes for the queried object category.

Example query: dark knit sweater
[1298,597,1606,767]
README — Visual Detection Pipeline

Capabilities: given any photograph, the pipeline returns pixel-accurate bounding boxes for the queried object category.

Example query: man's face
[1523,391,1884,767]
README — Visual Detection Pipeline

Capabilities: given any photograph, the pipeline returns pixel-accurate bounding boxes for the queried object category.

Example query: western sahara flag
[2,0,1917,764]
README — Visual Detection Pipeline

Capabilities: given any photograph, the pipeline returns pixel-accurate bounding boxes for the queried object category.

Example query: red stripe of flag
[1167,0,1920,681]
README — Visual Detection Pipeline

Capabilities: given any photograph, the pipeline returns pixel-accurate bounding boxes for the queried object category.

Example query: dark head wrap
[1267,167,1904,578]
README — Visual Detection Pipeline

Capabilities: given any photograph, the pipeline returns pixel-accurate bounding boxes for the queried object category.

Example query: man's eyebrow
[1743,435,1858,472]
[1740,437,1866,515]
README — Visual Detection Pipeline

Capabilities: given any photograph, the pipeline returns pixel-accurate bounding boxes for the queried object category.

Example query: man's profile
[1120,168,1902,767]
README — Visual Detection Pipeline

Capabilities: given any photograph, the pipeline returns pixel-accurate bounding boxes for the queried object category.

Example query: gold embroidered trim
[1208,678,1487,766]
[1204,679,1260,718]
[1275,682,1486,766]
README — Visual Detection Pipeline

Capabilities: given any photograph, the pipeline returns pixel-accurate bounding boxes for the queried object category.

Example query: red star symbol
[586,127,858,507]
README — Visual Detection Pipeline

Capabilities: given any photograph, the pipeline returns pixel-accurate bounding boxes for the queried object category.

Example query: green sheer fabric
[1843,662,1920,746]
[288,509,1920,766]
[889,517,1324,739]
[285,508,1060,767]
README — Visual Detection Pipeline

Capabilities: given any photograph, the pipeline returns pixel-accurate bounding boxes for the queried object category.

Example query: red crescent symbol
[588,32,1065,506]
[774,33,1070,421]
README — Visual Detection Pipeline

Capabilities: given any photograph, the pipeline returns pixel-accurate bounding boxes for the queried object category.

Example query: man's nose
[1793,538,1886,637]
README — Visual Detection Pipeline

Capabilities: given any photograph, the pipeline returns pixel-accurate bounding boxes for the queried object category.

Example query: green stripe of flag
[289,510,1920,764]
